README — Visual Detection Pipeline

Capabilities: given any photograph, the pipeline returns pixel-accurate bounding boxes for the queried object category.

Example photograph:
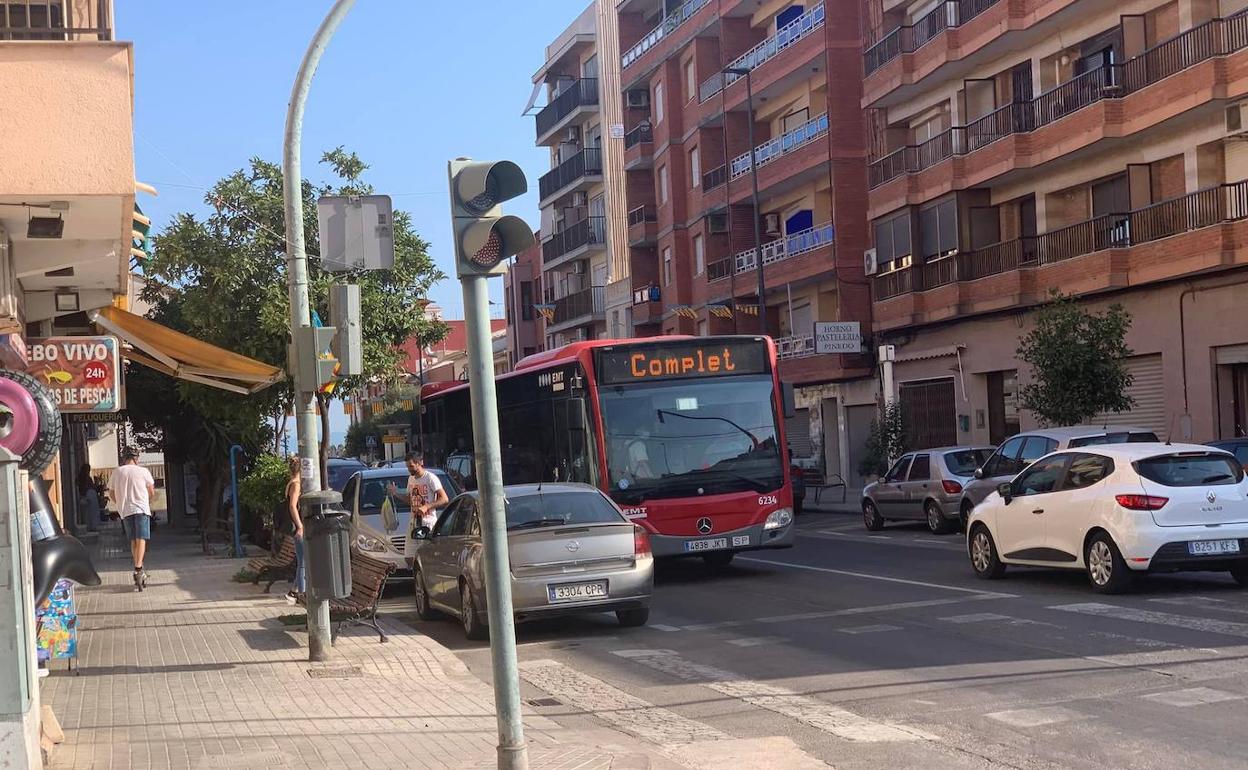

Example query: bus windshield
[599,374,783,502]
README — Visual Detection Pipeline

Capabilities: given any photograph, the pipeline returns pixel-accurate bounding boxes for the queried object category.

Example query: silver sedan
[410,483,654,639]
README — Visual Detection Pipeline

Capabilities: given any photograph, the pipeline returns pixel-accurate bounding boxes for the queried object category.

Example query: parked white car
[967,444,1248,593]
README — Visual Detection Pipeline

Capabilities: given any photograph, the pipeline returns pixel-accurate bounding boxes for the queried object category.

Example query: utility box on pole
[329,283,363,377]
[0,448,40,769]
[316,195,395,272]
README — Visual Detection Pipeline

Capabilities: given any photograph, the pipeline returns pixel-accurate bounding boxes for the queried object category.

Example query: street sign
[381,434,405,445]
[25,337,123,412]
[814,322,862,355]
[316,194,395,272]
[365,435,377,449]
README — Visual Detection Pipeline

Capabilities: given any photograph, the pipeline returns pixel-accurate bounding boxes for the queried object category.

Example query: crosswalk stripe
[1050,602,1248,639]
[519,659,728,745]
[839,624,901,634]
[1141,687,1243,707]
[726,636,785,647]
[613,649,937,743]
[939,612,1049,626]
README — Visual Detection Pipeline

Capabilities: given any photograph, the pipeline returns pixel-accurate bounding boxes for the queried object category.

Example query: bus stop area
[39,527,679,770]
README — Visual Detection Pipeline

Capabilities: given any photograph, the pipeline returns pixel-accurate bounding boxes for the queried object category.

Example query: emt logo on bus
[595,339,769,385]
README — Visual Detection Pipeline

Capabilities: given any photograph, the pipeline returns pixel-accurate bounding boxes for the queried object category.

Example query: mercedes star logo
[565,540,581,553]
[1208,490,1218,504]
[697,517,713,535]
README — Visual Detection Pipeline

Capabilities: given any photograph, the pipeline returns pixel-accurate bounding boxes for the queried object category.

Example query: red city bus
[418,335,796,562]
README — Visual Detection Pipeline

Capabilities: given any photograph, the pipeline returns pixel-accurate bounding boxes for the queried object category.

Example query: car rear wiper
[508,518,568,531]
[1202,474,1234,483]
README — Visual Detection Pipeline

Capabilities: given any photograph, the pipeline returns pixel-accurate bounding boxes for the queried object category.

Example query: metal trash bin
[302,490,352,601]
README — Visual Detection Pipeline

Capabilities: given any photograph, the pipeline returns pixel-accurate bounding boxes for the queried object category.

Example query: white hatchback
[966,444,1248,593]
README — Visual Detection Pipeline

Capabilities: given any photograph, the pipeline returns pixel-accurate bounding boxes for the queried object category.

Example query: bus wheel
[703,552,734,569]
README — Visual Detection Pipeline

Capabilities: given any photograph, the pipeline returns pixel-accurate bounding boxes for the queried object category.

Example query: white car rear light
[1115,494,1169,511]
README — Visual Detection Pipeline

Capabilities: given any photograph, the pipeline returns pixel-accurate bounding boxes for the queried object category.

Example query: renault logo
[565,540,581,553]
[1208,490,1218,504]
[697,517,713,534]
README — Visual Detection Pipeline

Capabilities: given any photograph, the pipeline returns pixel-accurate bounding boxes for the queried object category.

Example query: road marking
[739,557,1016,597]
[650,624,683,632]
[613,649,936,743]
[519,659,727,745]
[681,620,748,631]
[985,706,1084,728]
[1141,687,1243,707]
[726,636,786,647]
[1149,596,1248,617]
[839,624,901,634]
[939,612,1049,626]
[1051,602,1248,639]
[805,529,962,550]
[755,596,1003,625]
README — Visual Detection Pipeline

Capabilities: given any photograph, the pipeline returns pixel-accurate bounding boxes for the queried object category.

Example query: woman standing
[284,457,305,603]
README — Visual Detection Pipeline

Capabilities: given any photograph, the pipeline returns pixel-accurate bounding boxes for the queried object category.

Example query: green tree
[1016,291,1135,427]
[238,453,289,533]
[859,401,907,478]
[139,149,447,503]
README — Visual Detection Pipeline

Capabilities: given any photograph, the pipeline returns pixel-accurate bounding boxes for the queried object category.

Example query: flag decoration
[533,304,556,323]
[737,303,760,317]
[670,305,698,319]
[708,303,734,320]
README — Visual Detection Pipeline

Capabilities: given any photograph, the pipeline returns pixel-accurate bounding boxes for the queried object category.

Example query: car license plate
[1188,539,1241,555]
[685,537,728,552]
[547,581,608,603]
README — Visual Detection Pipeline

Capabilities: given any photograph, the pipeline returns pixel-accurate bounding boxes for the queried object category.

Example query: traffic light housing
[292,326,339,391]
[447,158,535,277]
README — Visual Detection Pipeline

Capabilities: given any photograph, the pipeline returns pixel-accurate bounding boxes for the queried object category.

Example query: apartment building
[531,2,632,348]
[502,234,544,368]
[615,0,877,484]
[864,0,1248,447]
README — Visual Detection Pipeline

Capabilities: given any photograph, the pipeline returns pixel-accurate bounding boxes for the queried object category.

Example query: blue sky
[118,0,588,443]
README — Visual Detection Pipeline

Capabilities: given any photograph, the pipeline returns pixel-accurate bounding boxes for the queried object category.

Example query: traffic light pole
[283,0,355,662]
[461,274,529,770]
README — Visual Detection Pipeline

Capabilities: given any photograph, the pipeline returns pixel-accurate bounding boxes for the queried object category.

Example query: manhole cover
[307,666,363,679]
[527,697,562,707]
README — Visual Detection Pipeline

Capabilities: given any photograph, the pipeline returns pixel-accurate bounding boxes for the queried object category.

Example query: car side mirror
[974,467,985,480]
[996,482,1013,504]
[413,526,431,540]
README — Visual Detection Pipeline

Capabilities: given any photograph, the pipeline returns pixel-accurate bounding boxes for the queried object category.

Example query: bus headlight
[764,508,793,530]
[356,534,385,552]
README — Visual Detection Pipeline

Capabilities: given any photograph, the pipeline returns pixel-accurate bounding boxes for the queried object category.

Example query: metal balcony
[538,148,604,204]
[541,217,606,269]
[535,79,599,144]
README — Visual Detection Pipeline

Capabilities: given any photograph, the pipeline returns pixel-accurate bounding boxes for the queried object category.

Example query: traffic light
[447,158,535,277]
[292,326,339,391]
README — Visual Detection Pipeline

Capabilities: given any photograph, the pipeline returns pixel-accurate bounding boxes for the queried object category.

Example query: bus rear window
[1135,454,1243,487]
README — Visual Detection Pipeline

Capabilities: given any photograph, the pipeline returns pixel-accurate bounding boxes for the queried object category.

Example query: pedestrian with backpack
[282,456,305,603]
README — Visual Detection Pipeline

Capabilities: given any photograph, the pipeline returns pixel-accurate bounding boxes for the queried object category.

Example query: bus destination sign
[595,339,769,385]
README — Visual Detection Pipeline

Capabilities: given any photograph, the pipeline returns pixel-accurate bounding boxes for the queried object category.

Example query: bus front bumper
[650,521,795,558]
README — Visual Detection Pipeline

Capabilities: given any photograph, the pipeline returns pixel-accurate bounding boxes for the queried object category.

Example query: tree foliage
[238,453,289,528]
[1016,291,1135,427]
[859,401,907,478]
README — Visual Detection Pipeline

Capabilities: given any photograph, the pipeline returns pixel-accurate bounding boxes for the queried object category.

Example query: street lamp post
[724,66,767,337]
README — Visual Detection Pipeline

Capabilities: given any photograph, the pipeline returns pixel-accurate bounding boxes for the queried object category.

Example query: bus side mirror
[781,382,796,419]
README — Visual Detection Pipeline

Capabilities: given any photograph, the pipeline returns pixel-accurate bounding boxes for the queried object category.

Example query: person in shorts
[108,446,156,590]
[387,451,449,531]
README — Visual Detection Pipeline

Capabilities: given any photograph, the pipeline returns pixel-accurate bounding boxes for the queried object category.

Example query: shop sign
[814,322,862,355]
[25,337,124,412]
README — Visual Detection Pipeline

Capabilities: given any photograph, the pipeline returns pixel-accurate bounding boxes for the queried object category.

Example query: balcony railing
[731,112,829,179]
[869,15,1248,189]
[703,164,728,191]
[628,206,657,227]
[552,286,607,325]
[538,148,604,201]
[776,334,816,360]
[707,257,733,281]
[624,122,654,149]
[863,0,1004,75]
[622,0,712,69]
[873,179,1248,301]
[1,0,111,41]
[536,79,599,140]
[698,4,826,103]
[542,217,606,264]
[736,221,835,272]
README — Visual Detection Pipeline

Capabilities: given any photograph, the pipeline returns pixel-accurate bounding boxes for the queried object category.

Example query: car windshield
[326,462,364,491]
[360,474,410,514]
[598,375,784,502]
[505,490,624,530]
[1135,454,1244,487]
[945,449,993,476]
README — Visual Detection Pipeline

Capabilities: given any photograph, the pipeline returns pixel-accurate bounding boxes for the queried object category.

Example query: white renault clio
[967,444,1248,593]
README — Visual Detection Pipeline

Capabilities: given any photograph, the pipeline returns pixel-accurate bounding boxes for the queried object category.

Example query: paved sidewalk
[42,529,683,770]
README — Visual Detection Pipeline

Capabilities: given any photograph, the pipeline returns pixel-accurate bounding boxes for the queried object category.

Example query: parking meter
[301,489,352,601]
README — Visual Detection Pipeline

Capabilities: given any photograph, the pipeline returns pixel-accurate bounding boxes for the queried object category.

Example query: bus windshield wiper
[509,518,568,531]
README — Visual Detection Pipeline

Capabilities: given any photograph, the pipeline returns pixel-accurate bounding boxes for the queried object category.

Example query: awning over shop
[88,306,284,395]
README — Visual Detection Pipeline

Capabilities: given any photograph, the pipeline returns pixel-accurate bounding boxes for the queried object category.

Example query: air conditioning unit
[570,191,589,207]
[1227,101,1248,138]
[863,247,878,276]
[708,211,729,233]
[570,261,588,275]
[762,213,782,236]
[626,89,650,108]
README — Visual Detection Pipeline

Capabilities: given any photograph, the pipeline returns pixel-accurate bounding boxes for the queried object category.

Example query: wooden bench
[246,536,298,593]
[298,548,395,644]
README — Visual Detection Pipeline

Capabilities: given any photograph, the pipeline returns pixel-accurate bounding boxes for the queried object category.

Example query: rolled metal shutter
[1094,354,1166,437]
[899,378,957,449]
[786,408,814,458]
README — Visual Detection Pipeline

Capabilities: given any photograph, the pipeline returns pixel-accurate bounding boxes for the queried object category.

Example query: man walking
[108,446,156,590]
[387,451,449,531]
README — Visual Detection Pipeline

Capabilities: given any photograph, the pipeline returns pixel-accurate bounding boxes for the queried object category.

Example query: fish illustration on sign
[41,370,73,385]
